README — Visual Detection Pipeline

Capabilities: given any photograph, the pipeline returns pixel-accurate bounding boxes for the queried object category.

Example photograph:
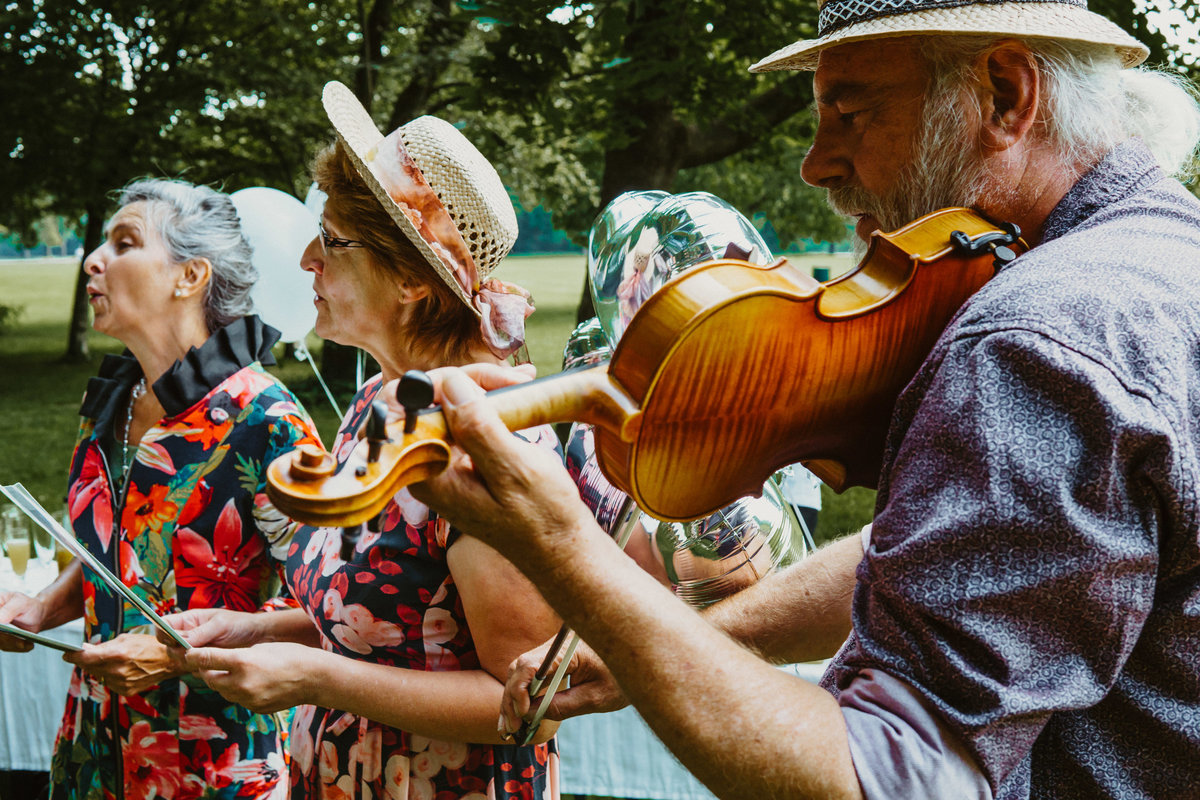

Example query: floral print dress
[285,375,560,800]
[51,317,321,800]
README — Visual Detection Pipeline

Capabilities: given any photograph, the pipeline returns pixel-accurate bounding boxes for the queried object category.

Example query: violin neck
[480,362,642,443]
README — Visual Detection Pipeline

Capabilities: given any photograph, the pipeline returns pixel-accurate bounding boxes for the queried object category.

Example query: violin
[266,207,1025,527]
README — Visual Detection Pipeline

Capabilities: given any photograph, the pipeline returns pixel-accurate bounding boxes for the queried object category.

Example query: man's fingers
[435,370,531,483]
[441,362,535,393]
[548,677,627,719]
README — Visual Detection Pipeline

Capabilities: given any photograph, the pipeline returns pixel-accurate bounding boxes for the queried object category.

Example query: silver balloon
[571,194,816,608]
[645,478,810,608]
[588,191,772,346]
[561,317,612,371]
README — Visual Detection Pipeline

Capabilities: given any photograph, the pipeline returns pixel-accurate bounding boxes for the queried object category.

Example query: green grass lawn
[0,254,873,544]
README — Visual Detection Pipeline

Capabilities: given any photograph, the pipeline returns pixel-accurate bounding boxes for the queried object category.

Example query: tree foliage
[3,0,1199,352]
[1,0,352,358]
[462,0,843,245]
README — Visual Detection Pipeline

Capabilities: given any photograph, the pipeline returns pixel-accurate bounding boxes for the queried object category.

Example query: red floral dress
[284,375,561,800]
[52,318,321,800]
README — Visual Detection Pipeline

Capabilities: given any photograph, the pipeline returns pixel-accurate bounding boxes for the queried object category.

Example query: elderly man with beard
[407,2,1200,798]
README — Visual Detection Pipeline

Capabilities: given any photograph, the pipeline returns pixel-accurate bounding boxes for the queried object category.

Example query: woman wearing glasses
[165,83,562,800]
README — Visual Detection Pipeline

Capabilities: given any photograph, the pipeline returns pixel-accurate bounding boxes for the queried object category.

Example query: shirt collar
[1041,138,1164,244]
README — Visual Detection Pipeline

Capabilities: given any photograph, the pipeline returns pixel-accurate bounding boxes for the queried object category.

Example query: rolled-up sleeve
[841,668,991,799]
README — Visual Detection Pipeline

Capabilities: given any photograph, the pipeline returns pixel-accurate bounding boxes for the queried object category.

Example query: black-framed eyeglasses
[319,219,367,252]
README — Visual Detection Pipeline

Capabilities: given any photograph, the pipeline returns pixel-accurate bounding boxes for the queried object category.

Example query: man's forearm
[535,523,863,800]
[702,532,861,664]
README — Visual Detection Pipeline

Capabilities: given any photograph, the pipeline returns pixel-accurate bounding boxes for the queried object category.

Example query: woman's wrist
[259,607,319,645]
[301,647,336,709]
[33,579,82,631]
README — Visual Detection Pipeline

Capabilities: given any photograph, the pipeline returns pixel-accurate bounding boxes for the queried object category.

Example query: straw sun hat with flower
[750,0,1149,73]
[320,80,533,360]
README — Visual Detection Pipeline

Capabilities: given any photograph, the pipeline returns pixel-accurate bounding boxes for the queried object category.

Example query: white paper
[0,483,191,650]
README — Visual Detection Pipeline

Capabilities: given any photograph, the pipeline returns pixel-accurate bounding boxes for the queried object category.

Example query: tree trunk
[64,208,104,362]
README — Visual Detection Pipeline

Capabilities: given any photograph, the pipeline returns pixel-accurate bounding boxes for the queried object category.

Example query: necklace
[122,377,147,482]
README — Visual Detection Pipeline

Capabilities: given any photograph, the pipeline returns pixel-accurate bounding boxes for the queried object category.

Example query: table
[557,662,827,800]
[0,560,81,773]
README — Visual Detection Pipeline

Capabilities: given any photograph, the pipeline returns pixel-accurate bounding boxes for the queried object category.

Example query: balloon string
[295,341,344,419]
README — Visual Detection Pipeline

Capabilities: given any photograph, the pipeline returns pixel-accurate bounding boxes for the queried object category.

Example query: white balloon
[304,182,327,218]
[232,187,319,344]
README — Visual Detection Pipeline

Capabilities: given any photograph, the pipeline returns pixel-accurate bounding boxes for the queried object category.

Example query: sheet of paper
[0,621,82,653]
[0,483,191,650]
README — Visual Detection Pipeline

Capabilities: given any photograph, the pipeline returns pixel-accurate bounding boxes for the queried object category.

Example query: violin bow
[515,494,642,745]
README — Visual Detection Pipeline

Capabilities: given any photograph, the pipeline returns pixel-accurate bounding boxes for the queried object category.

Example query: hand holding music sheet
[0,483,191,650]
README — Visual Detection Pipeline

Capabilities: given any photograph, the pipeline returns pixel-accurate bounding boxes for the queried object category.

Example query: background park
[4,0,1196,540]
[1,2,1199,797]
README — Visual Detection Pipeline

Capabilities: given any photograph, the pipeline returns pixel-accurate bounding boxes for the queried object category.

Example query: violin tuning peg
[722,242,753,261]
[287,444,336,482]
[365,400,391,464]
[339,525,361,561]
[396,370,435,434]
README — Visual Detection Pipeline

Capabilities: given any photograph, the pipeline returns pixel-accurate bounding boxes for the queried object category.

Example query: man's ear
[177,257,212,299]
[977,39,1040,154]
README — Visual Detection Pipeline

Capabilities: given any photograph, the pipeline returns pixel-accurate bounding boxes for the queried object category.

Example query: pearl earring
[174,289,182,298]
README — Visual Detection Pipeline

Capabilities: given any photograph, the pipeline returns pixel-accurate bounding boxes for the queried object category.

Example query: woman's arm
[186,537,562,744]
[0,559,84,650]
[448,535,562,682]
[165,606,322,649]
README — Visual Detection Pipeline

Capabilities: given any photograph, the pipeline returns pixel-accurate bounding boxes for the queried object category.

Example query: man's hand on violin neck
[381,361,536,422]
[409,367,598,571]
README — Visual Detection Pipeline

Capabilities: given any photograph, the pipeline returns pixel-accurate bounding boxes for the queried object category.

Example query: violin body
[266,207,1024,526]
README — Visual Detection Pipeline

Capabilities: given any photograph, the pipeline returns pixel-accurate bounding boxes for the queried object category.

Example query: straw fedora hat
[750,0,1149,73]
[320,80,518,311]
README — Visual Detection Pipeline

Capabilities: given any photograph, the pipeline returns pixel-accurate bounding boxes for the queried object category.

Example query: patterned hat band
[820,0,1084,36]
[751,0,1148,72]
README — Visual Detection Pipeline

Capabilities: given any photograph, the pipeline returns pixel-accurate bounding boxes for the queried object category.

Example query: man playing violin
[408,1,1200,798]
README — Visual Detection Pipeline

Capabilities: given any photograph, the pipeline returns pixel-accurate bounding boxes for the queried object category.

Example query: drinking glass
[33,510,57,567]
[54,506,75,573]
[1,506,31,588]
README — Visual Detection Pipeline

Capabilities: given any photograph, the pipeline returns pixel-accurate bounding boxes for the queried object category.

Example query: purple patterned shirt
[827,139,1200,799]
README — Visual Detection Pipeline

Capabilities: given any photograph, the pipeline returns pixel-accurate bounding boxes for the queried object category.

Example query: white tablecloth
[0,619,81,771]
[0,559,82,772]
[557,662,827,800]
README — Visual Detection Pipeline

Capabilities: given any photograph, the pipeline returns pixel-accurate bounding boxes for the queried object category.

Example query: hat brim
[320,81,477,311]
[750,3,1149,72]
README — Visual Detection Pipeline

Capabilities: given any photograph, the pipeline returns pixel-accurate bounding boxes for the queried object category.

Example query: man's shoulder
[935,180,1200,400]
[969,176,1200,322]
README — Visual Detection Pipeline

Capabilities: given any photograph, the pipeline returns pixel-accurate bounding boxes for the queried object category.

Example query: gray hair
[921,36,1200,181]
[117,179,257,332]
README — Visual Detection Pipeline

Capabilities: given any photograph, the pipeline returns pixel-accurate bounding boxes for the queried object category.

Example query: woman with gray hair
[0,178,321,799]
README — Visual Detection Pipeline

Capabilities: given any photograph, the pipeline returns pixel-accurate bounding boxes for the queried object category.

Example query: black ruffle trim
[78,316,281,442]
[152,315,280,417]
